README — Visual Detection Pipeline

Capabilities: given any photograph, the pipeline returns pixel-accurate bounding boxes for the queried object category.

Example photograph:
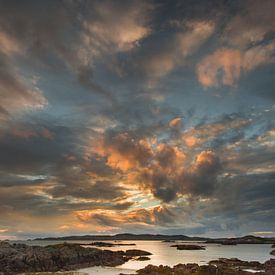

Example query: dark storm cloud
[0,123,79,173]
[50,179,128,201]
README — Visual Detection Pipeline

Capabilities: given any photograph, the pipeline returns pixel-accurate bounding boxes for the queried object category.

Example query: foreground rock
[209,258,264,271]
[0,241,150,274]
[270,250,275,255]
[129,258,275,274]
[170,244,205,250]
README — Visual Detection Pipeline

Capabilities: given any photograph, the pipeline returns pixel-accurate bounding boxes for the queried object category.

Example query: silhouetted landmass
[34,233,201,241]
[33,234,275,244]
[206,235,275,245]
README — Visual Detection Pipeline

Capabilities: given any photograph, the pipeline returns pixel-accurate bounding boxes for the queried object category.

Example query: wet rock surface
[0,241,150,275]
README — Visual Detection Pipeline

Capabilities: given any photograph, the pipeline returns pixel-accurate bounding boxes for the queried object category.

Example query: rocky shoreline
[0,241,150,275]
[120,258,275,275]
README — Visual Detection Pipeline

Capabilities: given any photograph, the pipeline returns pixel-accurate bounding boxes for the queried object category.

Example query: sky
[0,0,275,240]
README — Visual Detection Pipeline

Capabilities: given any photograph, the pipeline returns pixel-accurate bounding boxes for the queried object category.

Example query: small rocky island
[0,241,150,274]
[170,244,205,250]
[80,241,136,247]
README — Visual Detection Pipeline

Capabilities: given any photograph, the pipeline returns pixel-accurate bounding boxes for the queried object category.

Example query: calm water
[21,240,274,275]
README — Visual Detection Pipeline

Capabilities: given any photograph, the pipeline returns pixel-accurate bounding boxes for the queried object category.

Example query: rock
[0,241,151,274]
[81,242,136,247]
[272,244,275,248]
[84,241,115,247]
[220,240,238,245]
[136,256,150,261]
[264,259,275,274]
[209,258,264,271]
[125,249,152,256]
[270,250,275,255]
[170,244,205,250]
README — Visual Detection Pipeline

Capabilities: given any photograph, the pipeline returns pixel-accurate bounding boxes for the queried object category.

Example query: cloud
[223,0,275,49]
[81,0,152,53]
[94,132,153,171]
[75,205,177,229]
[197,48,241,87]
[0,49,47,118]
[0,0,153,98]
[197,45,275,87]
[197,0,275,88]
[132,20,215,81]
[169,117,182,129]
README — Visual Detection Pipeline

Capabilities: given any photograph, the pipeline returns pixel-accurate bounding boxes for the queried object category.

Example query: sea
[19,240,275,275]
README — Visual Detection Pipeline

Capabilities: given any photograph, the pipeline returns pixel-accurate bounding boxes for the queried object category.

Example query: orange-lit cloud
[94,133,153,171]
[0,32,21,56]
[169,117,182,129]
[183,135,200,147]
[182,118,248,146]
[74,205,176,229]
[197,48,242,87]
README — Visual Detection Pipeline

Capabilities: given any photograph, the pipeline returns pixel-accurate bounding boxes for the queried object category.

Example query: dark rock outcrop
[136,256,150,261]
[170,244,205,250]
[0,241,150,275]
[125,249,152,256]
[208,258,264,271]
[270,250,275,256]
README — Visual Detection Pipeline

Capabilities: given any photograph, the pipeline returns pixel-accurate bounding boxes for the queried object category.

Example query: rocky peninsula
[0,241,150,274]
